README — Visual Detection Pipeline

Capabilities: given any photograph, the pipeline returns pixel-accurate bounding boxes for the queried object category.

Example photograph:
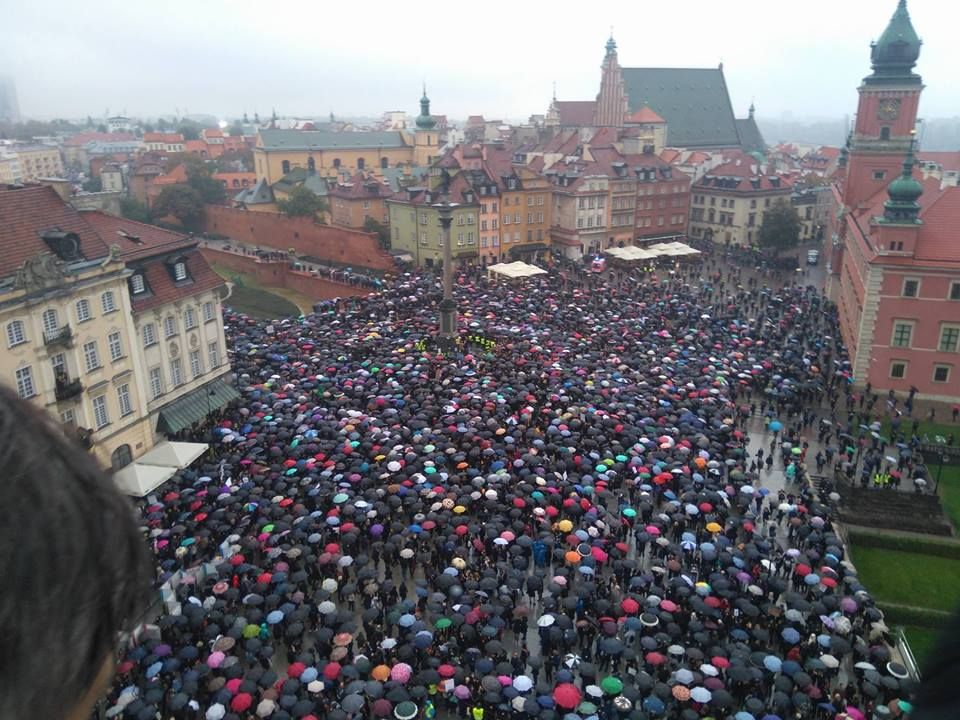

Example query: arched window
[307,157,316,172]
[111,444,133,471]
[6,320,26,347]
[333,158,341,169]
[357,158,365,170]
[880,126,891,141]
[380,157,388,169]
[41,309,59,338]
[282,160,291,174]
[101,291,116,313]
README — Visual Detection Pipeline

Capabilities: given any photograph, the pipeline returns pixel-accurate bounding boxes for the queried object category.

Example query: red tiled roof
[153,164,189,186]
[554,101,597,126]
[202,128,224,138]
[0,186,111,278]
[696,154,792,191]
[917,151,960,173]
[660,149,681,164]
[626,106,665,124]
[915,185,960,262]
[328,172,393,200]
[79,211,224,311]
[80,211,194,261]
[143,132,185,143]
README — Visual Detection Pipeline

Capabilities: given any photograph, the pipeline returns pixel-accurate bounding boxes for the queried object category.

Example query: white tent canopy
[486,261,548,280]
[604,246,658,262]
[138,441,208,469]
[114,463,177,498]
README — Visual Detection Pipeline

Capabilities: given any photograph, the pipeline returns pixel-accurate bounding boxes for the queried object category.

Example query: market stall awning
[113,462,177,498]
[137,441,208,469]
[157,378,240,434]
[487,261,548,280]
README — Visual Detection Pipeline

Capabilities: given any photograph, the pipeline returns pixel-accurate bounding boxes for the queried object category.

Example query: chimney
[38,178,72,202]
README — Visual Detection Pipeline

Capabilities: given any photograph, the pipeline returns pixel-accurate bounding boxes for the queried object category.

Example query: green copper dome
[869,0,922,80]
[416,88,437,130]
[883,141,923,223]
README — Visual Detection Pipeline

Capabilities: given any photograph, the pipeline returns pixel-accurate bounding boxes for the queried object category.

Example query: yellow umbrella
[557,519,574,533]
[706,522,722,533]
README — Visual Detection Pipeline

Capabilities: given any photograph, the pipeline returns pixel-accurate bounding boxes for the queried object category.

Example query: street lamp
[433,196,459,350]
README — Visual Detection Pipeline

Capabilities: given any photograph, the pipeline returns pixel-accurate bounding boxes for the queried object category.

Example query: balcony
[43,325,73,349]
[55,377,84,402]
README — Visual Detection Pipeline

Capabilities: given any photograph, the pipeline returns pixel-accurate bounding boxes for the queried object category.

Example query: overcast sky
[4,0,957,123]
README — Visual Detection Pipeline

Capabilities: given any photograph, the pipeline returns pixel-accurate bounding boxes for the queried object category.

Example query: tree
[758,199,801,253]
[277,186,328,221]
[120,198,154,224]
[183,157,226,204]
[229,120,245,138]
[363,216,391,250]
[178,122,200,141]
[142,122,155,134]
[96,124,108,133]
[81,176,102,193]
[153,185,204,229]
[157,118,170,131]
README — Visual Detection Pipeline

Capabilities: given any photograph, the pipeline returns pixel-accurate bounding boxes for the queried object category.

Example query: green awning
[157,378,240,434]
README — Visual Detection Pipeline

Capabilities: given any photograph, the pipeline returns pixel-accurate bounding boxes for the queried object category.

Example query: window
[457,232,464,246]
[189,349,203,378]
[51,352,66,380]
[307,156,315,172]
[419,212,428,225]
[117,383,133,416]
[61,409,75,426]
[891,322,913,348]
[890,361,907,379]
[108,332,123,361]
[380,157,388,169]
[164,316,177,338]
[939,325,960,353]
[83,341,101,372]
[880,127,891,141]
[15,366,35,399]
[143,323,157,347]
[933,365,951,383]
[111,444,133,471]
[203,302,215,322]
[950,282,960,301]
[76,299,92,322]
[170,358,184,387]
[101,291,117,313]
[6,320,26,347]
[41,309,59,337]
[357,158,365,170]
[873,170,887,181]
[282,160,291,174]
[92,395,109,429]
[149,367,163,399]
[208,341,220,369]
[902,279,919,298]
[130,274,146,294]
[333,158,341,169]
[173,262,188,282]
[185,306,197,330]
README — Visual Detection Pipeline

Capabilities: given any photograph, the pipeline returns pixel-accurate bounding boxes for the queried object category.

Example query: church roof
[621,67,740,149]
[234,178,275,205]
[735,115,767,155]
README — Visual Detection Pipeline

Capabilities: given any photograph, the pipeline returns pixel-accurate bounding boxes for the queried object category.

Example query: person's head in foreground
[0,384,151,719]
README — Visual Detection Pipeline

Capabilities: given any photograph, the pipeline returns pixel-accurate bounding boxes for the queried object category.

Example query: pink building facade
[828,1,960,401]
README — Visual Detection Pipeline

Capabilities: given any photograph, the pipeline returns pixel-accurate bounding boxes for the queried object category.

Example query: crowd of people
[102,248,922,720]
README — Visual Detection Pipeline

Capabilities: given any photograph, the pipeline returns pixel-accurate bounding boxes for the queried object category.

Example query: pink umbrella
[390,663,412,683]
[591,547,608,563]
[645,525,661,536]
[843,707,866,720]
[659,599,678,612]
[207,651,225,668]
[453,685,471,699]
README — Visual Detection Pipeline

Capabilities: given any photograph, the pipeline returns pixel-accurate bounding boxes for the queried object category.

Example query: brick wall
[202,205,395,272]
[200,248,368,302]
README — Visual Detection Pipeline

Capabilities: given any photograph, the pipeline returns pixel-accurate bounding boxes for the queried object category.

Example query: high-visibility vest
[425,701,436,719]
[472,707,485,720]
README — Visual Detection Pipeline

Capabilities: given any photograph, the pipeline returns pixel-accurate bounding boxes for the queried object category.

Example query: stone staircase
[837,484,954,536]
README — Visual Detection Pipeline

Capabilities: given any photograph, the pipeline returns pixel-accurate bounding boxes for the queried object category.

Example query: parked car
[807,249,820,265]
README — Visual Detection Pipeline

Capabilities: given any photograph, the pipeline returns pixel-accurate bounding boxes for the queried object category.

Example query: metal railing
[43,324,73,347]
[54,377,84,401]
[894,627,923,680]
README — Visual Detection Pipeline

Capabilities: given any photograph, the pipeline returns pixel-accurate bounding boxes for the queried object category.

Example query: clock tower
[843,0,923,211]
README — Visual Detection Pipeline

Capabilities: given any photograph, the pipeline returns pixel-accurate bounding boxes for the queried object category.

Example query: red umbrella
[324,662,342,680]
[621,598,640,614]
[553,683,582,709]
[795,564,811,576]
[645,652,667,665]
[438,664,457,678]
[659,599,678,612]
[372,699,393,716]
[230,693,253,713]
[704,596,722,608]
[711,656,731,669]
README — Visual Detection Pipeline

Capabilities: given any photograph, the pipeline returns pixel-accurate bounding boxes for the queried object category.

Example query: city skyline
[3,0,958,123]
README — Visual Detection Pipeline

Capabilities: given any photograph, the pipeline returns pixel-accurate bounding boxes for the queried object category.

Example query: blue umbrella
[399,613,416,627]
[735,713,756,720]
[642,696,665,715]
[804,573,820,585]
[266,610,284,624]
[146,662,162,679]
[769,421,783,432]
[781,628,801,644]
[763,655,782,672]
[781,660,801,676]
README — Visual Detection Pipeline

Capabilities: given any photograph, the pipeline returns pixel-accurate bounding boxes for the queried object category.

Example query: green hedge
[847,526,960,560]
[878,601,952,628]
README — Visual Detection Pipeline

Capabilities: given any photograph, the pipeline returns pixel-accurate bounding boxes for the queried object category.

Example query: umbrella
[394,701,418,720]
[552,684,582,709]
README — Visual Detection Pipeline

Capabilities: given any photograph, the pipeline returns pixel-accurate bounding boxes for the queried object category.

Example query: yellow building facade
[14,144,64,181]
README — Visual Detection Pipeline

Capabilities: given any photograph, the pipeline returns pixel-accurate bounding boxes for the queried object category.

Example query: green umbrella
[434,617,452,630]
[577,701,598,714]
[622,508,637,518]
[601,676,624,694]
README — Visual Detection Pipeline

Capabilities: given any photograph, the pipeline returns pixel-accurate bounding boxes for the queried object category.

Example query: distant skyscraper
[0,77,20,123]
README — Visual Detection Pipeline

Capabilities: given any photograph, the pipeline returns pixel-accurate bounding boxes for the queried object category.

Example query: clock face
[878,98,901,121]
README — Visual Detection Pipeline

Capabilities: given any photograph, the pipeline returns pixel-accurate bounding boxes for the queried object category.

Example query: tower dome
[883,139,923,223]
[869,0,922,79]
[416,88,437,130]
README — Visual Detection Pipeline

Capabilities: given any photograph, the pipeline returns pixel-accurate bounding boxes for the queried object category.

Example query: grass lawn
[904,626,941,669]
[852,546,960,613]
[880,417,959,444]
[225,285,299,320]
